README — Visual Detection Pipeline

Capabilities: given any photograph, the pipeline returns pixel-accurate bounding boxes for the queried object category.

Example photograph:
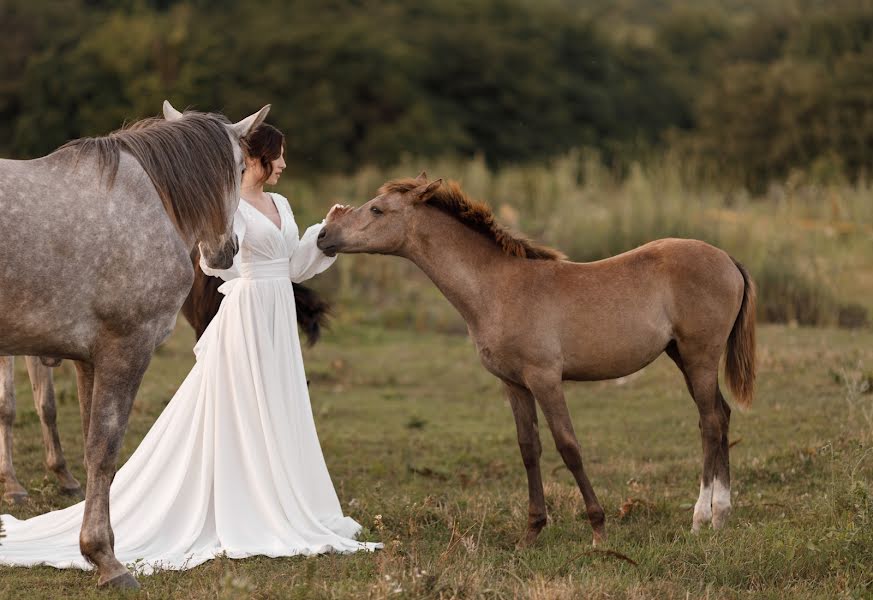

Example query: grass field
[1,319,871,599]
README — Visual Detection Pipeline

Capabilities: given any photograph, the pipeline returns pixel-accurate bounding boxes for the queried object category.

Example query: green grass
[1,322,872,599]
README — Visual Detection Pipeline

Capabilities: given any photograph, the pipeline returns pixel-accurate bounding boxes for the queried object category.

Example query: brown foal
[317,172,756,546]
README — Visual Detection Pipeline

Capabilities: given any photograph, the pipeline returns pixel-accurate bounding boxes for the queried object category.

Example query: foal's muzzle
[316,226,339,257]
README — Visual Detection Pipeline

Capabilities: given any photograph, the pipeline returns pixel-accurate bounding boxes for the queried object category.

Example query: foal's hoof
[592,528,607,547]
[516,529,542,550]
[98,571,140,590]
[3,491,29,505]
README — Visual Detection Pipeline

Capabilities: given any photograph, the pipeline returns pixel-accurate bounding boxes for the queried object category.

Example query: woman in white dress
[0,123,378,574]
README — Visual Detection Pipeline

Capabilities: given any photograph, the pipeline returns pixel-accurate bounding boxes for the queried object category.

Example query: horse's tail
[292,283,332,347]
[725,258,757,410]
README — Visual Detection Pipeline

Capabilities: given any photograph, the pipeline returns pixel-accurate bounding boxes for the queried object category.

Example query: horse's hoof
[592,529,607,547]
[59,485,84,498]
[516,530,542,549]
[98,571,140,590]
[60,487,84,499]
[711,511,730,531]
[3,491,29,505]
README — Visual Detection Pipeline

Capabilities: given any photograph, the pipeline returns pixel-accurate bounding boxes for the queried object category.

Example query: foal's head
[317,172,441,257]
[317,172,566,261]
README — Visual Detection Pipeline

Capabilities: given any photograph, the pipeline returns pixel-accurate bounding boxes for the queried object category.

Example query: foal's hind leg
[0,356,28,503]
[667,344,731,531]
[527,372,606,546]
[503,381,547,547]
[24,357,82,496]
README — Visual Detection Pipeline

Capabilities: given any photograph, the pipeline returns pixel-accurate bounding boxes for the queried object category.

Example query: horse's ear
[415,171,427,183]
[163,100,183,121]
[412,178,442,203]
[231,105,271,138]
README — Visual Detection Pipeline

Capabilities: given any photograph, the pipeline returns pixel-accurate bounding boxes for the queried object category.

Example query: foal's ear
[162,100,183,121]
[412,178,442,203]
[415,171,428,183]
[230,105,271,138]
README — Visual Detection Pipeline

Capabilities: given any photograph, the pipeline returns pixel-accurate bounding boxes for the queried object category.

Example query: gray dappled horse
[0,265,330,507]
[318,173,757,548]
[0,101,269,588]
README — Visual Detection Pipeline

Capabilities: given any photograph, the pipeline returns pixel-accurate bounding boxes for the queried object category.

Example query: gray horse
[0,100,269,588]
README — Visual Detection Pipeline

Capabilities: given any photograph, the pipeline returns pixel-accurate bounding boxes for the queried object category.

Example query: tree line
[1,0,871,189]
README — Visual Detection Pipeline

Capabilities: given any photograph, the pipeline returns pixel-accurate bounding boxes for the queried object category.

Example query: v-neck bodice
[241,194,283,233]
[236,193,297,263]
[199,192,336,288]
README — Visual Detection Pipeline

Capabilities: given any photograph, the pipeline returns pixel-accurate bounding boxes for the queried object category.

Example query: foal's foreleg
[24,356,82,496]
[79,346,150,590]
[503,381,547,547]
[527,374,606,546]
[0,356,28,503]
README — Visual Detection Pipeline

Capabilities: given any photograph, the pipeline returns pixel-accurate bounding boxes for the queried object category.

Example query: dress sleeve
[199,207,246,281]
[289,219,337,283]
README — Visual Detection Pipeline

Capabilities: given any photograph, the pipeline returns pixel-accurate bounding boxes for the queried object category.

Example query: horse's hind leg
[24,356,82,496]
[0,356,28,504]
[503,381,547,547]
[667,343,731,531]
[527,372,606,546]
[79,340,151,590]
[712,387,732,529]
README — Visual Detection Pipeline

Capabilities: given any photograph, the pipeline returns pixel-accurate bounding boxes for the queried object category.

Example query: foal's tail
[725,259,757,410]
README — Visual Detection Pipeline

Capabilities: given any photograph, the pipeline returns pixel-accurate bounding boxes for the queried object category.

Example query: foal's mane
[379,178,566,261]
[60,112,236,241]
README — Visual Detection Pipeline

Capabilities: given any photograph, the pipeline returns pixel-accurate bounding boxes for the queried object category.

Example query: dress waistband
[239,258,289,280]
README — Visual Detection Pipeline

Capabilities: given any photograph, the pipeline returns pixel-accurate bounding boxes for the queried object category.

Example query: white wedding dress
[0,193,378,574]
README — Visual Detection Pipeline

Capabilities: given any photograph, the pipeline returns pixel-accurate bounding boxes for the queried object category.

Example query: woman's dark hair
[241,122,285,184]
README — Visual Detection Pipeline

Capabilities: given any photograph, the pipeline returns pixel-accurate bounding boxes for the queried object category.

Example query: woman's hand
[326,204,353,223]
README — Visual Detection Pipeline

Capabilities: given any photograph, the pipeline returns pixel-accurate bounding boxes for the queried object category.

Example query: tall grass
[278,152,872,332]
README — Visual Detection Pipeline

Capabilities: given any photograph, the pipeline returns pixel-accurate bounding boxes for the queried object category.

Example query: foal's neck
[399,208,511,329]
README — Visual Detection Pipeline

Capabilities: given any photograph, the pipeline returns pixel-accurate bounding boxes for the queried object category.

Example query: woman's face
[265,148,286,186]
[245,147,286,186]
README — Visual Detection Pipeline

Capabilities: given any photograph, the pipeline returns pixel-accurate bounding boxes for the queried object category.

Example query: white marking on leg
[711,477,731,529]
[692,480,713,533]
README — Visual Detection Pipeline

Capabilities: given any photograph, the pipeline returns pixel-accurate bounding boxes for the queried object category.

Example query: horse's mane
[379,178,566,261]
[60,112,235,241]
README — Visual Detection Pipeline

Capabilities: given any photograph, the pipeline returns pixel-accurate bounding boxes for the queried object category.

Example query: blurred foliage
[1,0,873,189]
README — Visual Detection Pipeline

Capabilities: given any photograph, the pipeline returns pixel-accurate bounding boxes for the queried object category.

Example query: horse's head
[162,100,270,270]
[317,172,442,257]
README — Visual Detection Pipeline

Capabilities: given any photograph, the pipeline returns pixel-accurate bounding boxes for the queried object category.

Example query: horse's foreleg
[79,346,150,590]
[527,373,605,546]
[25,356,82,496]
[503,381,546,547]
[0,356,28,504]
